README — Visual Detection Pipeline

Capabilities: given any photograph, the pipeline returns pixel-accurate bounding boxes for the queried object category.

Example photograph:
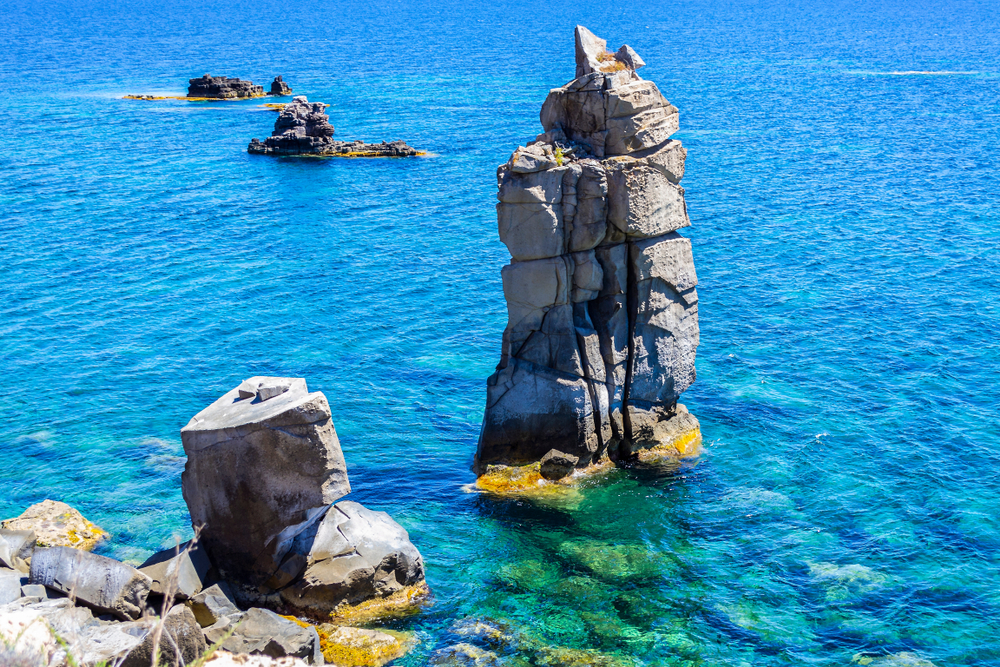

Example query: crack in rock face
[476,26,701,475]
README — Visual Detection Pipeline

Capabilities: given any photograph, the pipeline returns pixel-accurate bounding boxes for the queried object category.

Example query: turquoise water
[3,0,1000,664]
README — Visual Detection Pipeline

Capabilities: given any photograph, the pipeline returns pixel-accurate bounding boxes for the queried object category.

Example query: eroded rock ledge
[248,96,423,157]
[475,26,702,491]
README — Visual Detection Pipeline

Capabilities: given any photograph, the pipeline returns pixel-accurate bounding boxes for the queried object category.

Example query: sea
[2,0,999,664]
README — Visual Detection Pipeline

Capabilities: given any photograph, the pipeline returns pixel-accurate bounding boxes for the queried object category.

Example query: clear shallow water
[2,0,1000,664]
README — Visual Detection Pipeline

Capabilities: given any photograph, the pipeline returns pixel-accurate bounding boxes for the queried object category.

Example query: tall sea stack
[476,26,701,480]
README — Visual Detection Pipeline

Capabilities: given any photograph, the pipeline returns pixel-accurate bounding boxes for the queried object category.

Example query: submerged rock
[475,26,701,480]
[181,376,351,590]
[1,500,107,551]
[270,75,293,96]
[188,74,265,99]
[248,96,422,157]
[430,643,502,667]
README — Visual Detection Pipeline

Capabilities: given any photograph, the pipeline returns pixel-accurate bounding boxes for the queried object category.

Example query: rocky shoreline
[248,97,423,158]
[1,377,426,666]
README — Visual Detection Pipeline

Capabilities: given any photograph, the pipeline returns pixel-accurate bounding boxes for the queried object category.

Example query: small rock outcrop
[188,74,265,99]
[476,26,702,481]
[29,546,152,620]
[270,75,293,96]
[1,500,107,551]
[181,376,351,589]
[248,96,422,157]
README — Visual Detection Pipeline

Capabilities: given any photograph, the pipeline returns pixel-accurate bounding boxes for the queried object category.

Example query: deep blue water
[3,0,1000,664]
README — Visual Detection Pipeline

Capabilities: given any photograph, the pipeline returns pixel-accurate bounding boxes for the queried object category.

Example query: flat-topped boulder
[181,376,351,589]
[248,96,423,157]
[188,74,265,99]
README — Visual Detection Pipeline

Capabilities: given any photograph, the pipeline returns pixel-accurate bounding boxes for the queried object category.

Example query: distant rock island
[475,26,701,493]
[248,96,423,157]
[123,74,290,101]
[187,74,265,99]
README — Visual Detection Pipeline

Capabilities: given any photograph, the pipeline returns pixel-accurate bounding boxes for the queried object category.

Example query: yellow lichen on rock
[323,582,430,626]
[473,459,615,496]
[123,94,269,101]
[634,425,703,462]
[1,499,107,551]
[280,616,415,667]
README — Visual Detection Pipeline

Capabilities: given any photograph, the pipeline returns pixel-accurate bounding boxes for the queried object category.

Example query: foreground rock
[189,74,265,99]
[221,608,322,664]
[248,96,422,157]
[271,76,293,96]
[0,597,209,667]
[182,376,351,589]
[139,539,212,600]
[276,501,424,615]
[29,546,151,620]
[0,529,35,571]
[187,582,242,627]
[182,377,426,617]
[206,651,311,666]
[2,499,107,550]
[313,624,413,667]
[475,26,701,484]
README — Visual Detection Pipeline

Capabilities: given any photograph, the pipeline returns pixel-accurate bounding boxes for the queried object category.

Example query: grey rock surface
[188,74,264,99]
[123,604,207,667]
[29,546,151,620]
[221,607,323,664]
[181,376,350,588]
[139,539,212,600]
[278,500,424,612]
[19,583,61,599]
[476,26,700,473]
[540,450,580,480]
[187,582,241,627]
[0,530,35,572]
[248,96,421,157]
[0,570,27,604]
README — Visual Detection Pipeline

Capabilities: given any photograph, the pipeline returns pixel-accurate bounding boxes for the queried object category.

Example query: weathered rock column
[476,26,701,480]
